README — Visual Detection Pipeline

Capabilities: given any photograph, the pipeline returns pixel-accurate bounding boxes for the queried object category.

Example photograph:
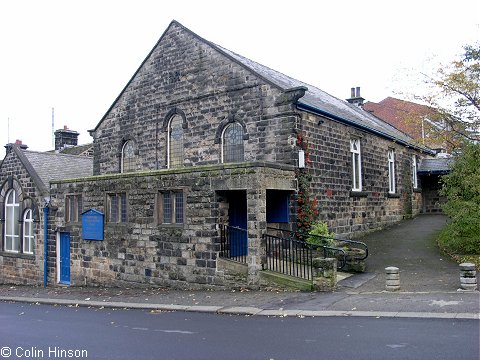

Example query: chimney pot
[15,139,22,144]
[356,87,361,97]
[351,87,356,98]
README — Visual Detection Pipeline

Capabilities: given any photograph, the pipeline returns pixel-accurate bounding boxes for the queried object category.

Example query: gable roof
[92,20,433,154]
[12,146,93,194]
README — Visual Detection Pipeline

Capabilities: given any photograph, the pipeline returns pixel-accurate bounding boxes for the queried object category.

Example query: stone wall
[50,163,296,288]
[300,112,426,237]
[92,22,299,175]
[0,151,44,285]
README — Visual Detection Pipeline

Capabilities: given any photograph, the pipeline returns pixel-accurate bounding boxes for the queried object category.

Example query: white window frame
[4,189,20,253]
[412,155,418,189]
[23,209,34,254]
[350,139,362,192]
[388,149,396,194]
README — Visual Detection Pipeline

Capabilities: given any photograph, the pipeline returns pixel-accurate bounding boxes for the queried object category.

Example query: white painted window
[23,209,34,254]
[388,149,396,194]
[4,189,19,252]
[350,139,362,191]
[412,155,418,188]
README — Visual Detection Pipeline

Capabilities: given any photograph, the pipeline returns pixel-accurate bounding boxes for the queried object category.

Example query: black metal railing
[263,233,314,280]
[266,227,368,270]
[220,225,248,264]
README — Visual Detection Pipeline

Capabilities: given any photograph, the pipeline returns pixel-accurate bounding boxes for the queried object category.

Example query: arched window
[121,140,135,173]
[23,209,34,254]
[4,189,20,252]
[222,122,244,163]
[168,115,184,168]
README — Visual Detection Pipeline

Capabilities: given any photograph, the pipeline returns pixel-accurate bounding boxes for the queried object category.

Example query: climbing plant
[295,132,319,240]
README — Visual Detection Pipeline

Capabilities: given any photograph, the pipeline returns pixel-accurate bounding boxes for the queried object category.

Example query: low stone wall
[312,257,337,291]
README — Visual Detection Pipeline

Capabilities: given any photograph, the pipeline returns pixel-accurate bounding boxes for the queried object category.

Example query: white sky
[1,0,479,152]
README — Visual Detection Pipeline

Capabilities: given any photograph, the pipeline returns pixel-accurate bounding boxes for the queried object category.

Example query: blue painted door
[228,191,247,257]
[59,232,70,284]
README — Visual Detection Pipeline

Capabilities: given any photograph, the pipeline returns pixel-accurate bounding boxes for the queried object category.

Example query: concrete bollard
[459,263,477,291]
[385,266,400,291]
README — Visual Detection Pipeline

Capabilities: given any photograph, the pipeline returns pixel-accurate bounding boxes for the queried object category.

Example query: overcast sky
[1,0,479,152]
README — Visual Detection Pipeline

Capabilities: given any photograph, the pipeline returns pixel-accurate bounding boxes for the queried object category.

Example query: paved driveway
[342,214,466,292]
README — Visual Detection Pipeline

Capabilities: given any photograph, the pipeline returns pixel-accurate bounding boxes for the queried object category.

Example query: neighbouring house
[2,20,437,289]
[0,137,92,285]
[363,96,447,152]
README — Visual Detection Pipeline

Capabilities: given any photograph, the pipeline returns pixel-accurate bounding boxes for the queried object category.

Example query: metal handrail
[266,227,369,262]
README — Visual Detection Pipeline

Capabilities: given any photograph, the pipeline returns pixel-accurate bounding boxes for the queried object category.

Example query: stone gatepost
[459,263,477,291]
[312,258,337,291]
[385,266,400,291]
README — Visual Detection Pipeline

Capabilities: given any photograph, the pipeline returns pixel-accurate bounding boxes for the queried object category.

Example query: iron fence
[219,225,248,264]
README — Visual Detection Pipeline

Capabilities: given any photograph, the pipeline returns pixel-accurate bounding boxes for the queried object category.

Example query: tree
[438,143,480,255]
[420,44,480,151]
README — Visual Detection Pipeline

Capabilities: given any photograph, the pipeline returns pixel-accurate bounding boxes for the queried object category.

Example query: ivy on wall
[295,132,319,240]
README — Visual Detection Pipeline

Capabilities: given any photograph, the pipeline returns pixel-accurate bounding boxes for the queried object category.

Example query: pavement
[1,215,479,319]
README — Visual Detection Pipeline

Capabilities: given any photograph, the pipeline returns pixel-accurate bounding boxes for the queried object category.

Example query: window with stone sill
[412,155,419,189]
[65,194,82,223]
[168,115,184,168]
[4,189,20,252]
[106,193,127,223]
[350,139,362,192]
[157,190,184,225]
[121,140,135,173]
[23,209,34,254]
[222,122,244,163]
[388,149,396,194]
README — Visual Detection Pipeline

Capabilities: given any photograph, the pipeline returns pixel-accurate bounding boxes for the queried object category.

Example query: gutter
[296,101,436,156]
[43,204,49,288]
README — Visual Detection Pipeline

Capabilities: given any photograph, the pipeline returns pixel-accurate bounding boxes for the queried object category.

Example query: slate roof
[13,146,93,194]
[215,44,416,146]
[92,20,433,155]
[418,157,453,175]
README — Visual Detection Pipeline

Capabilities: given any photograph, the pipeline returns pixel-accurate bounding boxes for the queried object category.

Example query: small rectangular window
[107,193,127,223]
[65,194,82,223]
[158,190,184,225]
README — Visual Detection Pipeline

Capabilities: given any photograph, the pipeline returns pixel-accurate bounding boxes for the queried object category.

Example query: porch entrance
[227,190,247,257]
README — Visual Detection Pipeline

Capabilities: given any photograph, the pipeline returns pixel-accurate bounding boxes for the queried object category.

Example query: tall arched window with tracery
[168,115,184,168]
[23,209,34,254]
[121,140,135,173]
[4,189,20,252]
[222,122,244,163]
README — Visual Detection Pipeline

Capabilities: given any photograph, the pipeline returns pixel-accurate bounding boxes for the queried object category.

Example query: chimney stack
[54,125,79,151]
[346,86,365,107]
[5,139,28,156]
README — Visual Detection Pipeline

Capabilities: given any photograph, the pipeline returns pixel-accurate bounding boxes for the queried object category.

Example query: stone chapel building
[1,21,435,288]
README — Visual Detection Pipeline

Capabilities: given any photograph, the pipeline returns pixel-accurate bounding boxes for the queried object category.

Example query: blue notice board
[82,209,104,241]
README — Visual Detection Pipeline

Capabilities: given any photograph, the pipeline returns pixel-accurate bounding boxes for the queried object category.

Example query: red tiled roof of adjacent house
[363,97,435,140]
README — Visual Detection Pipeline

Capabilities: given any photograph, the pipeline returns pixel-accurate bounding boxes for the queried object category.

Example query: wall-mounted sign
[82,209,104,241]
